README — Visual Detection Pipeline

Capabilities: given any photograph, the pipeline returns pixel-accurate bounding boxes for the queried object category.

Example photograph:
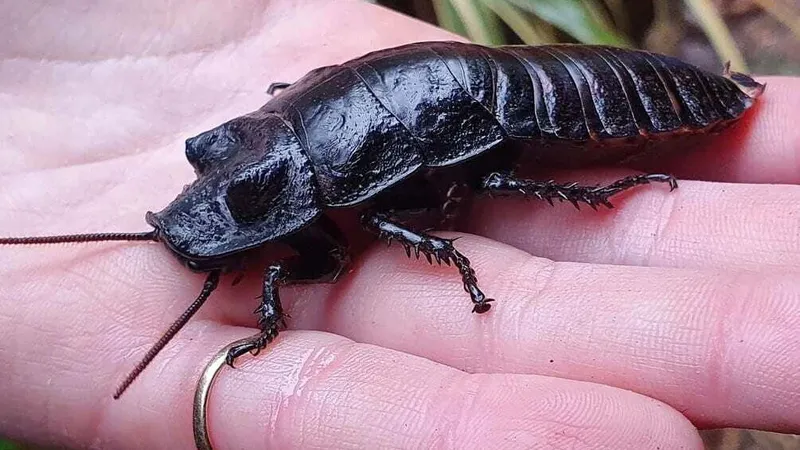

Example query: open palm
[2,1,799,449]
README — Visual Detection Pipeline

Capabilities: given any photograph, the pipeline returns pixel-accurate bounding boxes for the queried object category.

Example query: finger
[1,319,703,449]
[466,176,800,270]
[630,76,799,185]
[5,178,793,435]
[207,331,702,450]
[273,235,800,433]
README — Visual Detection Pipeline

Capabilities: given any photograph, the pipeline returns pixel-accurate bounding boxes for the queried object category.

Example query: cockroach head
[146,114,321,266]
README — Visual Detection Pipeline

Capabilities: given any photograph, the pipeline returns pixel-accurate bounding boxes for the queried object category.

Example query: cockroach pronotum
[0,41,765,399]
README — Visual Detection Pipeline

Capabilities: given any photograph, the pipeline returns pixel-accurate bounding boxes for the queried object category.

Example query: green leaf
[502,0,631,46]
[432,0,470,38]
[448,0,508,45]
[479,0,555,44]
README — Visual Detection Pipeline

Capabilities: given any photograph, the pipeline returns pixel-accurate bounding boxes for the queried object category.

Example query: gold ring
[193,334,261,450]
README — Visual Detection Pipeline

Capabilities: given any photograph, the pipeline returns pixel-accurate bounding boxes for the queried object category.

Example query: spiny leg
[362,211,493,313]
[225,216,349,366]
[267,82,292,96]
[226,263,285,365]
[439,181,471,230]
[481,172,677,209]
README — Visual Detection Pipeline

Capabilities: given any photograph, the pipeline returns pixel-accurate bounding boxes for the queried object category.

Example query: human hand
[1,1,798,448]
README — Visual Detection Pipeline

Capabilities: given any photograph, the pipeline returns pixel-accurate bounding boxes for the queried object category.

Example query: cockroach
[0,42,765,399]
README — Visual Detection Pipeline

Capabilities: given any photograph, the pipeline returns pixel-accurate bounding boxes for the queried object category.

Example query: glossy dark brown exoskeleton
[0,42,765,398]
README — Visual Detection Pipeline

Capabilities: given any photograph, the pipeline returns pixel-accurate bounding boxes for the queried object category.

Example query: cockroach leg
[439,181,471,230]
[362,211,493,314]
[225,264,285,366]
[480,172,678,210]
[225,217,350,366]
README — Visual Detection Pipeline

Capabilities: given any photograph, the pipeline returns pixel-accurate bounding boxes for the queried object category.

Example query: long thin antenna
[113,270,221,399]
[0,231,158,245]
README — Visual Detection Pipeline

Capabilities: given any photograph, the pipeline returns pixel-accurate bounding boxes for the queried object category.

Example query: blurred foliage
[378,0,800,75]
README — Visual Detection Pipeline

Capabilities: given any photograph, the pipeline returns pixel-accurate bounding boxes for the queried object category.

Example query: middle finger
[265,235,800,432]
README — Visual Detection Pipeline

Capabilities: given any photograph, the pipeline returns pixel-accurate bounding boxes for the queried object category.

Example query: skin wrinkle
[571,267,693,381]
[358,356,443,432]
[506,255,557,362]
[643,174,681,267]
[478,377,572,448]
[260,338,676,450]
[1,53,263,175]
[3,310,704,450]
[295,361,368,447]
[497,256,552,366]
[266,342,320,447]
[49,253,147,330]
[271,339,357,447]
[733,279,800,424]
[0,175,105,222]
[629,312,704,373]
[747,93,798,182]
[461,376,661,450]
[470,244,516,370]
[700,271,753,422]
[4,313,110,447]
[421,370,460,449]
[517,260,594,351]
[438,372,481,448]
[1,1,270,61]
[0,160,156,232]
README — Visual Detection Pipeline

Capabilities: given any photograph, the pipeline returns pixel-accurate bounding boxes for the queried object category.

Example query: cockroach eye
[185,125,240,175]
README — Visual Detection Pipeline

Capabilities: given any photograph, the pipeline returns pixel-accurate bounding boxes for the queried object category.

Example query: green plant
[418,0,799,73]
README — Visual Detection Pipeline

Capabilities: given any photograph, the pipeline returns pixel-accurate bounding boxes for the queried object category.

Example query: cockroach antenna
[113,270,220,399]
[0,229,220,399]
[0,231,158,245]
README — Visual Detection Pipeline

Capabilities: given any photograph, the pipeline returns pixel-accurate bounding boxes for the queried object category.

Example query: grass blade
[503,0,632,46]
[432,0,470,37]
[683,0,749,71]
[479,0,556,44]
[449,0,508,44]
[600,0,631,35]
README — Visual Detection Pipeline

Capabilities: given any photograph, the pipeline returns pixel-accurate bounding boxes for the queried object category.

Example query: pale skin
[1,1,799,449]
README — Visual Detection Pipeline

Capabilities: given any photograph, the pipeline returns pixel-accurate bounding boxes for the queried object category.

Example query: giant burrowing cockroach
[0,41,765,399]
